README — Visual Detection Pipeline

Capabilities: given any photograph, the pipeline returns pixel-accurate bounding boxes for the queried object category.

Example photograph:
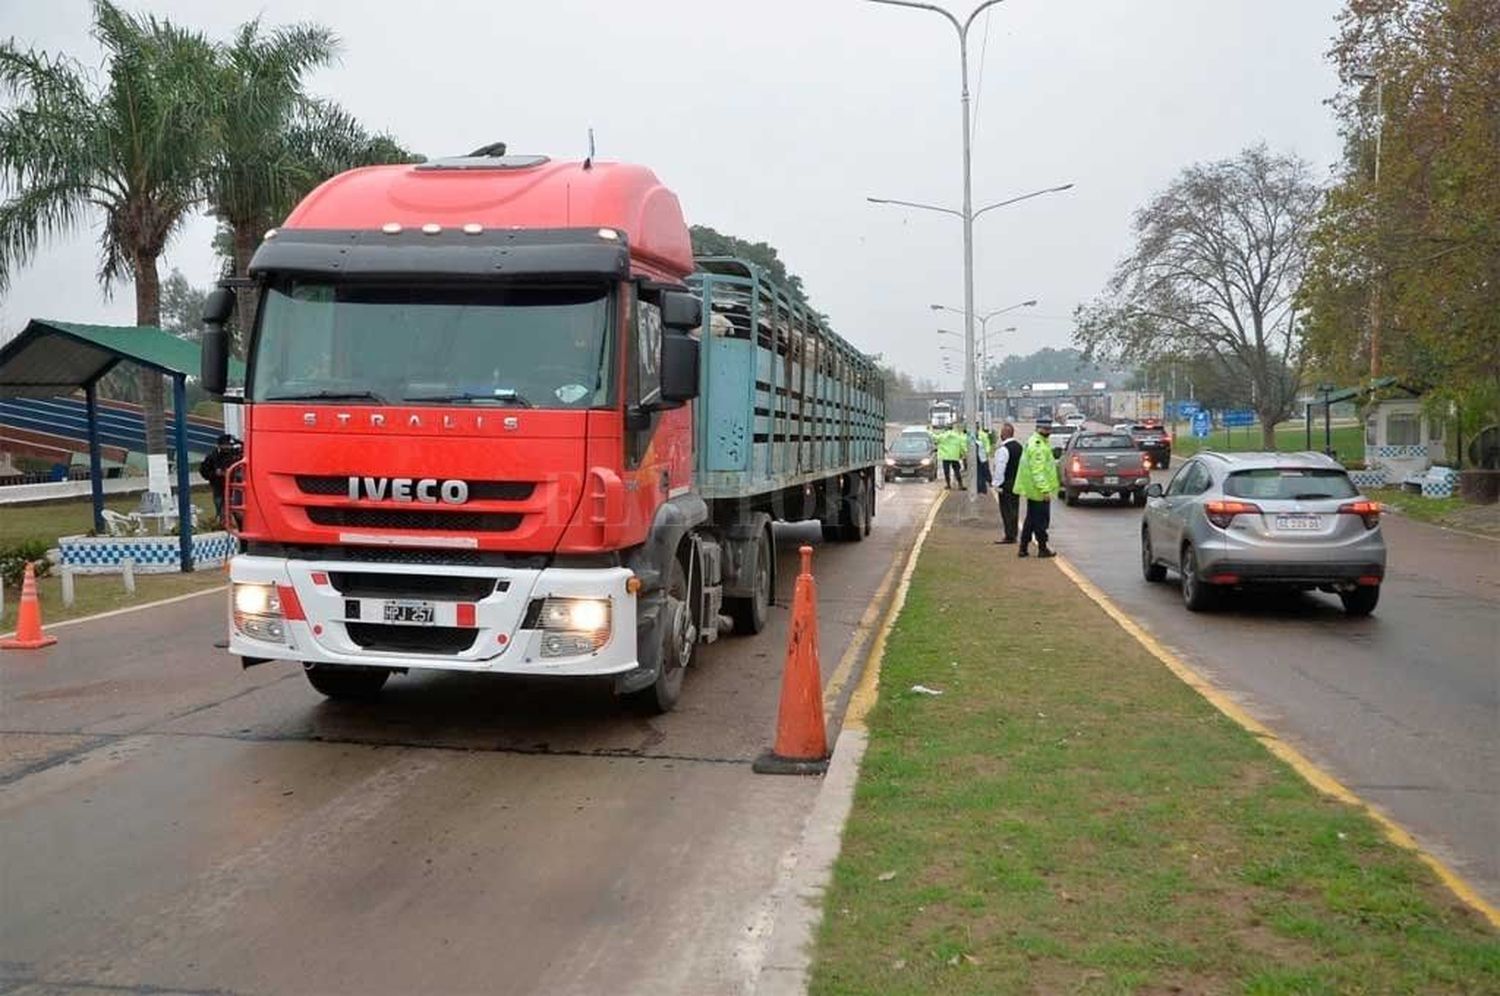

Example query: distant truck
[1107,390,1164,422]
[929,400,956,429]
[198,147,884,713]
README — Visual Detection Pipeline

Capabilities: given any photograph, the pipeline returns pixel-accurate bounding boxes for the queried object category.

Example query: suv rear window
[1075,434,1135,450]
[1224,468,1357,500]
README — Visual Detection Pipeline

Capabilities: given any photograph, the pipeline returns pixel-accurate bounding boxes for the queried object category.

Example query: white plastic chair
[100,508,141,537]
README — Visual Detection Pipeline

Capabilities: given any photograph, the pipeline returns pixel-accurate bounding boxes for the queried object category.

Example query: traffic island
[807,494,1498,994]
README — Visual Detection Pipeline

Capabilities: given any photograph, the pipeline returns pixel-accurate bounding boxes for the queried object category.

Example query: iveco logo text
[347,477,469,504]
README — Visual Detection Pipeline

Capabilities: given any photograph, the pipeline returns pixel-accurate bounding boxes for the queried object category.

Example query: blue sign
[1191,410,1211,438]
[1223,409,1257,428]
[1177,401,1200,418]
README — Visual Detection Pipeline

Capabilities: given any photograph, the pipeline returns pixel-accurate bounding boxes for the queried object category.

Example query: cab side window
[625,284,664,468]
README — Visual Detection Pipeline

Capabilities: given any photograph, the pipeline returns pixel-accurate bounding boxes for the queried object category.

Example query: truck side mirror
[661,290,701,331]
[200,288,236,396]
[660,332,699,404]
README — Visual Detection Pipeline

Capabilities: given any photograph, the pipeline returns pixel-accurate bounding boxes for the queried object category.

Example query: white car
[1064,412,1087,426]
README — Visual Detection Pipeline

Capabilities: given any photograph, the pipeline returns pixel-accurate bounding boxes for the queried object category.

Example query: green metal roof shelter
[0,320,244,572]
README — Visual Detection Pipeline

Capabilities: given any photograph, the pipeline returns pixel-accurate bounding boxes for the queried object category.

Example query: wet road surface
[1,480,939,996]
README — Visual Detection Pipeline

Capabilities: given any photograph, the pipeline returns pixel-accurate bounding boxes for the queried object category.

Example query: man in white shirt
[991,422,1023,544]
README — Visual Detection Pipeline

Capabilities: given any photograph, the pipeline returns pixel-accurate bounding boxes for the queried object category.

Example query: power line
[970,7,995,140]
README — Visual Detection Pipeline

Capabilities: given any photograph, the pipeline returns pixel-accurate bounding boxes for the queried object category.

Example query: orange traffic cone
[2,561,57,650]
[754,545,829,775]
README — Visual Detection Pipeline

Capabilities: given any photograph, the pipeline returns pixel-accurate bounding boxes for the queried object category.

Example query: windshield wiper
[402,390,533,407]
[265,389,388,403]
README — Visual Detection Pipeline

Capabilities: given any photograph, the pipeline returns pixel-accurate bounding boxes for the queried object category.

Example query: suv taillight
[1205,499,1260,529]
[1069,457,1083,475]
[1338,500,1381,529]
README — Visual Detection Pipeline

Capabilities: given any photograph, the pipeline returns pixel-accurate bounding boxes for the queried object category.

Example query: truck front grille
[327,571,502,600]
[296,476,535,501]
[345,622,478,654]
[306,507,522,532]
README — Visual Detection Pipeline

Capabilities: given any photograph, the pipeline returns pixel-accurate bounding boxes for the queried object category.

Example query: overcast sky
[1,0,1345,387]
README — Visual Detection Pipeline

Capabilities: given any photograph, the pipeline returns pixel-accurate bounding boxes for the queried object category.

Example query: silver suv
[1140,452,1386,615]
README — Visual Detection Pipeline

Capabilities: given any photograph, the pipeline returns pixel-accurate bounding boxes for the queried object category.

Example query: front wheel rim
[1183,551,1196,600]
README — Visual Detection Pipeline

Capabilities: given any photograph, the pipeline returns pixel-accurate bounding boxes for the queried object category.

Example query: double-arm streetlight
[867,0,1073,505]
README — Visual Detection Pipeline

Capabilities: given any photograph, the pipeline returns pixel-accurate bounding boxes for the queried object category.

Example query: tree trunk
[232,223,261,357]
[1260,417,1277,449]
[135,252,167,455]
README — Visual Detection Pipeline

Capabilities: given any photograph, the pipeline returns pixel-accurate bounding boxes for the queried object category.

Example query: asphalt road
[0,480,939,996]
[1038,429,1500,906]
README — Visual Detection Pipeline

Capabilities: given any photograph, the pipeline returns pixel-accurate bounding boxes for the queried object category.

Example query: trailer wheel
[727,526,772,635]
[625,556,694,714]
[304,663,389,700]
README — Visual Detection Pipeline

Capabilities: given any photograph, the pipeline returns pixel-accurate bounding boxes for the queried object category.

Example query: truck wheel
[842,482,869,543]
[304,663,389,700]
[727,527,772,635]
[626,557,694,714]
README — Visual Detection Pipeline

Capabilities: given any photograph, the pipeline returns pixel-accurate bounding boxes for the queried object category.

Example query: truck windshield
[250,282,613,409]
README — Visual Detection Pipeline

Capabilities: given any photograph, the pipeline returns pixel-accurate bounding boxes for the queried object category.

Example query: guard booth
[0,320,242,572]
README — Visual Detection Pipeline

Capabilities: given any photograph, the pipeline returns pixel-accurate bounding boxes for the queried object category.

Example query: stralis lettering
[347,477,469,504]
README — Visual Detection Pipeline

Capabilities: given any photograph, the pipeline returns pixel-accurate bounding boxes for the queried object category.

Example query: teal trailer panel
[689,258,885,501]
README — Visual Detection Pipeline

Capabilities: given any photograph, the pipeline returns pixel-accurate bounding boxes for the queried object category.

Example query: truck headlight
[232,582,287,643]
[530,596,612,657]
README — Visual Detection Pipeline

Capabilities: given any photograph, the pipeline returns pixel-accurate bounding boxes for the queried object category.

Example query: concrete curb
[749,491,948,995]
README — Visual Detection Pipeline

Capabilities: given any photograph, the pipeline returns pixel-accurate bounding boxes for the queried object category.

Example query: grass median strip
[809,499,1497,994]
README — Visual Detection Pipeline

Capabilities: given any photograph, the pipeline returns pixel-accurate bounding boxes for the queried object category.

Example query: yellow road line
[1051,553,1500,929]
[844,490,947,732]
[821,489,944,715]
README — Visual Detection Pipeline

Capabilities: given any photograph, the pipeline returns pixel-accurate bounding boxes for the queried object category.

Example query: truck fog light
[541,633,599,657]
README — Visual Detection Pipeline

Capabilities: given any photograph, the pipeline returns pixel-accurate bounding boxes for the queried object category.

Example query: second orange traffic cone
[753,545,829,775]
[2,561,57,650]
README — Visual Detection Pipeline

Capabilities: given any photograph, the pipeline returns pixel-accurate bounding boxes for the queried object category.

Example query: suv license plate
[1103,476,1119,485]
[384,600,435,624]
[1275,515,1322,531]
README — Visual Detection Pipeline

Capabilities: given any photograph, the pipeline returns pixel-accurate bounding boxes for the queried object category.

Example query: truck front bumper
[226,554,638,676]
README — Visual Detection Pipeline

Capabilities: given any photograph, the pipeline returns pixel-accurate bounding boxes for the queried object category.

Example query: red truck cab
[202,152,712,710]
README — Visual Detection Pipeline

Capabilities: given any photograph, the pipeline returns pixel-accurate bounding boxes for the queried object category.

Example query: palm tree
[0,0,219,454]
[209,21,415,345]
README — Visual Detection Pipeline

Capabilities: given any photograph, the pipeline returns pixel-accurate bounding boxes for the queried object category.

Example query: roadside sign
[1223,409,1256,427]
[1191,410,1211,438]
[1177,401,1200,418]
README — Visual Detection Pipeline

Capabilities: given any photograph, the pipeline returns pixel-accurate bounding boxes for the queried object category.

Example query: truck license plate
[1275,515,1322,531]
[383,600,435,624]
[1103,476,1119,485]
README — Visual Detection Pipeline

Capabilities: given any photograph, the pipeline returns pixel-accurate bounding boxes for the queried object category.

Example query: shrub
[1,539,54,589]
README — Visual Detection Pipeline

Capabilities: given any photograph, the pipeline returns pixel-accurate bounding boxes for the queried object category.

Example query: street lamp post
[868,0,1013,506]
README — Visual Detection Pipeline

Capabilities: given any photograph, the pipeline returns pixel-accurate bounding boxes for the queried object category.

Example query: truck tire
[304,663,390,700]
[726,526,772,635]
[625,556,694,714]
